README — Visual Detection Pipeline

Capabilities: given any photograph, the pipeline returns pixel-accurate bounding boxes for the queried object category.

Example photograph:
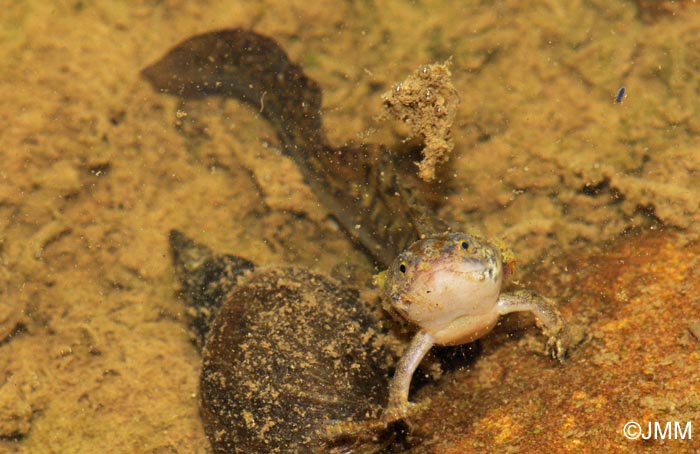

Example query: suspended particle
[615,86,626,103]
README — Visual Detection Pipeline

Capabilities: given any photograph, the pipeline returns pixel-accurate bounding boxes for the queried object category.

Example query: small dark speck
[615,86,626,103]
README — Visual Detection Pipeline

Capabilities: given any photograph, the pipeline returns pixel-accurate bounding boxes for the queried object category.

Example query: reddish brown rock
[408,229,700,453]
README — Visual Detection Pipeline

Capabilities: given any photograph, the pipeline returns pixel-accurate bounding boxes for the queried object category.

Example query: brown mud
[1,1,700,453]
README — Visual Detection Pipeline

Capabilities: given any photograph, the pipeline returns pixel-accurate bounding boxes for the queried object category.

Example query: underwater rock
[169,231,393,454]
[408,229,700,453]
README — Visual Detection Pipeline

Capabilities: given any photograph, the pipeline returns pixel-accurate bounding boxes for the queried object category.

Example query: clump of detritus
[380,60,459,182]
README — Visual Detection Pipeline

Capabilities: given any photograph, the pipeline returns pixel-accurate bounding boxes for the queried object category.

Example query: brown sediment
[3,1,700,453]
[633,0,699,21]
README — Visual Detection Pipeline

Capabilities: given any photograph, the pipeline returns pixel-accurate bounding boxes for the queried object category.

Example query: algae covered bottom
[3,1,700,453]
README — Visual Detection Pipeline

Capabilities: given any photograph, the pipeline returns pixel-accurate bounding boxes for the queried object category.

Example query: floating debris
[615,86,626,103]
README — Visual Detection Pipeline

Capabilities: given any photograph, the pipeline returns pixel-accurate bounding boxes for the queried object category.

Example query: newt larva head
[384,232,505,346]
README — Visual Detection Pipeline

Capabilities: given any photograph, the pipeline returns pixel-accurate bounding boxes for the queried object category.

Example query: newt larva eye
[399,262,407,273]
[461,241,469,250]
